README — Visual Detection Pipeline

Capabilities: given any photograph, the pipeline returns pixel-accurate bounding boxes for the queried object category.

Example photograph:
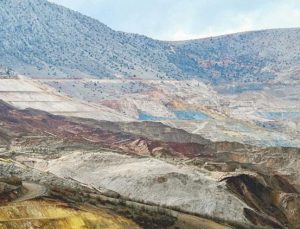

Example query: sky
[50,0,300,41]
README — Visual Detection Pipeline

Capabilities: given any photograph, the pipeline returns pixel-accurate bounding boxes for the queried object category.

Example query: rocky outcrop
[0,177,24,202]
[223,174,300,228]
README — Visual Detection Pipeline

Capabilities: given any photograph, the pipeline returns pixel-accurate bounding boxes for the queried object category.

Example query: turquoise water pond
[139,111,209,121]
[258,112,300,120]
[174,111,209,120]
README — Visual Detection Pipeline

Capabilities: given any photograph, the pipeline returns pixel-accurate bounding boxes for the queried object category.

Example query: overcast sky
[50,0,300,41]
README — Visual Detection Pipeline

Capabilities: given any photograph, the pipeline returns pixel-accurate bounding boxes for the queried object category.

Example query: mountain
[1,0,300,84]
[171,28,300,84]
[0,0,178,79]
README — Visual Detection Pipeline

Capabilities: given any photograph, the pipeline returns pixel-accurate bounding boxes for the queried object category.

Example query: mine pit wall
[223,174,300,228]
[209,141,253,152]
[80,119,255,152]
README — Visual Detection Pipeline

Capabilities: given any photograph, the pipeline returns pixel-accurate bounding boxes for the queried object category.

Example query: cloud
[50,0,300,40]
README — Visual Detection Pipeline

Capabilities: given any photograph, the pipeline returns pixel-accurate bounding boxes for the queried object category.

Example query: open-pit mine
[0,0,300,228]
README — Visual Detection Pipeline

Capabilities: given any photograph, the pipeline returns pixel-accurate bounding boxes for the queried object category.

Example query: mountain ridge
[169,27,300,42]
[1,0,300,84]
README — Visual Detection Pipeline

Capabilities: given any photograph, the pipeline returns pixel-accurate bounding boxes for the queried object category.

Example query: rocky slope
[0,75,130,121]
[0,0,177,80]
[1,0,300,84]
[0,150,232,229]
[0,101,298,228]
[43,78,300,147]
[0,170,168,228]
[171,28,300,84]
[0,72,298,147]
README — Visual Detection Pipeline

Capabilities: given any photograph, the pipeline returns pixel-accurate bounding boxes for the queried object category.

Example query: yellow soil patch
[0,200,139,229]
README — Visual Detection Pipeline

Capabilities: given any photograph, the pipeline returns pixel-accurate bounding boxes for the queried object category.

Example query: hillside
[171,28,300,84]
[1,0,300,84]
[0,0,178,80]
[0,101,298,228]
